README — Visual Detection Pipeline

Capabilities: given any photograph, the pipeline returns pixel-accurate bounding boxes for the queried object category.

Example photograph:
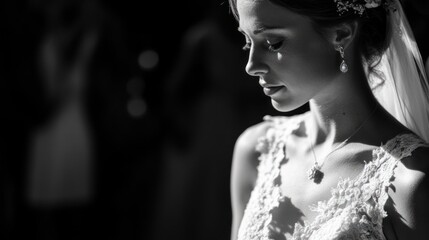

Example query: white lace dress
[237,115,428,240]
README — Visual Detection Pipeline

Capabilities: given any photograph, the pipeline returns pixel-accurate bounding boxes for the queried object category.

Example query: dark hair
[228,0,391,68]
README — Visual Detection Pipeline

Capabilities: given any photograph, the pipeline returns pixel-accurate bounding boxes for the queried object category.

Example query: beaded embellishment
[334,0,395,15]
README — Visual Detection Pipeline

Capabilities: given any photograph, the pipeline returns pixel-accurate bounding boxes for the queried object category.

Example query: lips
[259,78,286,96]
[262,86,285,96]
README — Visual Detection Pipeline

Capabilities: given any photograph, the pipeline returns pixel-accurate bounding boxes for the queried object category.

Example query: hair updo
[229,0,392,69]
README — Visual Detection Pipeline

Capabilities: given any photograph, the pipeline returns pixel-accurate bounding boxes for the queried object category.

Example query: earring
[336,46,348,73]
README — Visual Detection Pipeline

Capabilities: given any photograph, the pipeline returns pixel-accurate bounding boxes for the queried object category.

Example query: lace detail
[237,116,302,240]
[237,115,428,240]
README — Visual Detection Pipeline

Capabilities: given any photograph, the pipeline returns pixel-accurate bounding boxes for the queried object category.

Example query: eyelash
[242,42,251,51]
[241,40,284,52]
[267,40,284,52]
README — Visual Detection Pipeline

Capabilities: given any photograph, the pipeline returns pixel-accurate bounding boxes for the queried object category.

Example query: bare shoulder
[231,120,272,189]
[230,120,272,240]
[231,114,305,199]
[386,146,429,239]
[234,120,272,160]
[394,146,429,194]
[231,119,277,178]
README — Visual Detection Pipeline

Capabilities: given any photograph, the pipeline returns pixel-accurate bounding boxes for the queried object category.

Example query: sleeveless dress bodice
[237,115,428,240]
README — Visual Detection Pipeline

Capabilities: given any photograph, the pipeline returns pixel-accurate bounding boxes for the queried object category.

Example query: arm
[230,122,270,240]
[386,147,429,240]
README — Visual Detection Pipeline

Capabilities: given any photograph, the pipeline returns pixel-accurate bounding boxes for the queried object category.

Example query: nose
[245,48,269,77]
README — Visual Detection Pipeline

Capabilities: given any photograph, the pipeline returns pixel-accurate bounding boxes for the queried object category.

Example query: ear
[327,21,359,50]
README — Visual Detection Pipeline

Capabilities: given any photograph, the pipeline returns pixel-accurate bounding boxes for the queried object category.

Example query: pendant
[340,60,348,73]
[307,163,324,184]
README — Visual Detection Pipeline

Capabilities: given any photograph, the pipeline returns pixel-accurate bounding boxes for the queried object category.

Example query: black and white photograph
[1,0,429,240]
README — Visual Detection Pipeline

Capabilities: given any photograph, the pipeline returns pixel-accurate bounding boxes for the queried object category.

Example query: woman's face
[236,0,340,111]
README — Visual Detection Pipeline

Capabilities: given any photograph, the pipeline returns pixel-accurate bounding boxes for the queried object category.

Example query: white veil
[369,0,429,143]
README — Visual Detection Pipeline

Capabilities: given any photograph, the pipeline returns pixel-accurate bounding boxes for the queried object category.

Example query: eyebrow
[237,25,284,35]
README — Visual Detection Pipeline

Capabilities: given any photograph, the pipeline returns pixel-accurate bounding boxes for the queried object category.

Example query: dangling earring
[336,46,348,73]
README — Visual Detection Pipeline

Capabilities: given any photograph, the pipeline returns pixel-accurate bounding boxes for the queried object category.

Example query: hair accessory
[334,0,395,16]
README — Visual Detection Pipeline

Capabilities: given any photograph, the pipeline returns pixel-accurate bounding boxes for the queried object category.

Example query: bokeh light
[127,98,147,117]
[138,49,159,70]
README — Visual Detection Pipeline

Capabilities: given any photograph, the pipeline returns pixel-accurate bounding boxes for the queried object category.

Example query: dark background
[0,1,281,240]
[0,1,427,240]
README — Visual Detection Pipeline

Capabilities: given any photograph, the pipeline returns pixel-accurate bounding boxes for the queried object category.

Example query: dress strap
[256,115,289,154]
[379,133,428,160]
[373,133,428,209]
[255,114,308,154]
[238,115,297,240]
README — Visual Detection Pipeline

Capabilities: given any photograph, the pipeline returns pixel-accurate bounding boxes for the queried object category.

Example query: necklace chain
[307,105,378,183]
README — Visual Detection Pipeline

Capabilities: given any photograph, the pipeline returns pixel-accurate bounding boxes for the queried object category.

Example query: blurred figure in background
[152,1,289,240]
[3,0,177,239]
[25,0,100,239]
[23,0,159,238]
[0,1,61,239]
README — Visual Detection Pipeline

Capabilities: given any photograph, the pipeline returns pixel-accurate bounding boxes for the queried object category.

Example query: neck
[308,63,380,146]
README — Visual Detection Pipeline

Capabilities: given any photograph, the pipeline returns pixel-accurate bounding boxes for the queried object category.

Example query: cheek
[276,39,338,90]
[306,42,338,78]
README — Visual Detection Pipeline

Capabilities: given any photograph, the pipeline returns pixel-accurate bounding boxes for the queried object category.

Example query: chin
[271,99,306,113]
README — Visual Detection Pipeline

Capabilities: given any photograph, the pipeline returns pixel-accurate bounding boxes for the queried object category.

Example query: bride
[228,0,429,239]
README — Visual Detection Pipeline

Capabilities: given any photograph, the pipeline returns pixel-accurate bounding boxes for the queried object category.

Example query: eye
[242,35,252,51]
[266,39,284,52]
[242,41,251,51]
